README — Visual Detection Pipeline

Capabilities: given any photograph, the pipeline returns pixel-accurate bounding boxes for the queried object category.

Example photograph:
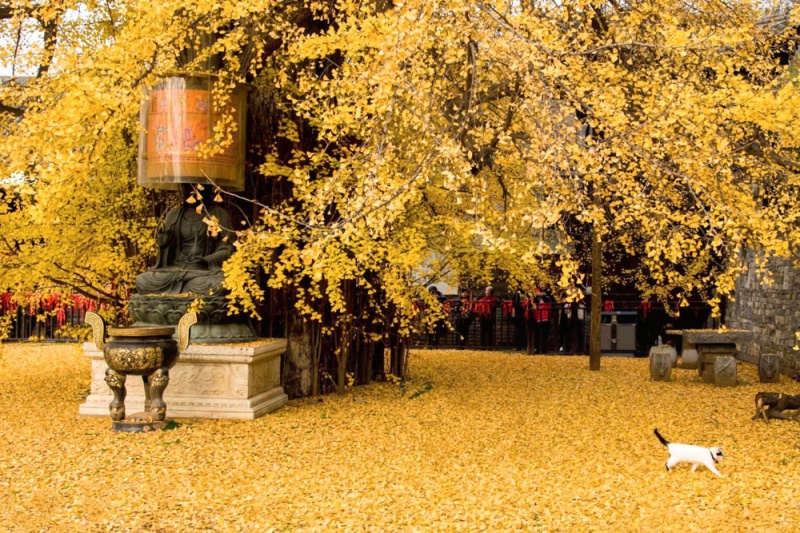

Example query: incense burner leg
[142,374,153,413]
[104,368,127,421]
[148,368,170,421]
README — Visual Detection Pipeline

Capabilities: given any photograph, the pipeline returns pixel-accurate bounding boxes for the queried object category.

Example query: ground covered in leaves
[2,344,800,532]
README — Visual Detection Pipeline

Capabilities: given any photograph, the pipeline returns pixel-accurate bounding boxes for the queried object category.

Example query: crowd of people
[423,285,589,353]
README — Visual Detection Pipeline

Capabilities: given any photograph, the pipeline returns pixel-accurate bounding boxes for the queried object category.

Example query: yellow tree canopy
[2,0,800,327]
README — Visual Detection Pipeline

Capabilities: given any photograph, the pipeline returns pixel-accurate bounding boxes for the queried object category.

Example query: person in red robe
[477,286,499,348]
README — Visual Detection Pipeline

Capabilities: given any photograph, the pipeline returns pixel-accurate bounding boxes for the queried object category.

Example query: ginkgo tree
[2,0,800,388]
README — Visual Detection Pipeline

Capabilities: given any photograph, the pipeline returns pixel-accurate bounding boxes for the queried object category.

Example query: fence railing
[1,293,98,342]
[409,303,589,354]
[2,292,711,352]
[409,298,712,354]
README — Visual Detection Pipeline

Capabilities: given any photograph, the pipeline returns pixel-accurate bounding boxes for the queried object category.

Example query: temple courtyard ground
[1,343,799,532]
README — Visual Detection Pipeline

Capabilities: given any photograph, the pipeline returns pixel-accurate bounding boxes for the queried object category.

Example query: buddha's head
[180,183,218,205]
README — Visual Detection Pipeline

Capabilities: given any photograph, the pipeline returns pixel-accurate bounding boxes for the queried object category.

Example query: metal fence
[410,303,589,354]
[1,293,95,342]
[409,297,713,354]
[2,291,711,353]
[2,305,86,342]
[412,306,517,350]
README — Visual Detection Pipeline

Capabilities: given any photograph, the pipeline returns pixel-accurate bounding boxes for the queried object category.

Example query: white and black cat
[654,428,724,477]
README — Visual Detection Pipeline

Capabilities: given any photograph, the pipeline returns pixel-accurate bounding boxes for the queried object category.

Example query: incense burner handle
[177,312,198,352]
[84,311,106,351]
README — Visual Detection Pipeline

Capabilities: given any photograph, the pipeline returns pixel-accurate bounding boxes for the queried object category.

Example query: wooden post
[589,221,602,371]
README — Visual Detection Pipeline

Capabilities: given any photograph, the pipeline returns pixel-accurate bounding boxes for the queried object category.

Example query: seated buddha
[135,187,233,296]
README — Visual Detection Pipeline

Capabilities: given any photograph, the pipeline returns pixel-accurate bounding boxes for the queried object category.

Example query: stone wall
[726,252,800,377]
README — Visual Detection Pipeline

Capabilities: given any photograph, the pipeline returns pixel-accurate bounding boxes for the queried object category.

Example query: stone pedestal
[758,354,782,383]
[696,344,737,384]
[714,356,738,387]
[79,339,288,419]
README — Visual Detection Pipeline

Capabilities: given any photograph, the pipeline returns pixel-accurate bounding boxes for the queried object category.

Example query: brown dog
[753,392,800,423]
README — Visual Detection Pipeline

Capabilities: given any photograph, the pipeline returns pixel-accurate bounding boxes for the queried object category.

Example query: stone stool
[681,348,699,370]
[758,354,782,383]
[650,346,674,381]
[714,356,738,387]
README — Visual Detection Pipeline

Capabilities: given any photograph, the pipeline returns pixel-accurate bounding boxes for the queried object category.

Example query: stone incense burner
[85,311,197,428]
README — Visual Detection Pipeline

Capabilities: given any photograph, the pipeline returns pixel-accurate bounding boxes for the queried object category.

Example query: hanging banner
[138,76,247,191]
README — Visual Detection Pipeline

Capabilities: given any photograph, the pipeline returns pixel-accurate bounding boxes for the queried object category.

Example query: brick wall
[726,251,800,376]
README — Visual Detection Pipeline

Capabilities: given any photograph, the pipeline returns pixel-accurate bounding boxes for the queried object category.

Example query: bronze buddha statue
[129,186,256,343]
[135,197,233,296]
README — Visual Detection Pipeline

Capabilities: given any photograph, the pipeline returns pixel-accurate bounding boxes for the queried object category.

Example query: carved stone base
[163,322,257,344]
[79,339,288,420]
[129,294,257,344]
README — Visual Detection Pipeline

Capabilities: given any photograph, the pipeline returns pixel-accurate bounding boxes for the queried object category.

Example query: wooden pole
[589,220,602,371]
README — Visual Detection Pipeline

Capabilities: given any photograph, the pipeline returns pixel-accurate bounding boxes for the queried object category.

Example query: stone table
[666,329,753,385]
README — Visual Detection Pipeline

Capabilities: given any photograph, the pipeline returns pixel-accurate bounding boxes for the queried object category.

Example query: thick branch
[36,10,61,77]
[0,4,16,19]
[742,137,800,174]
[43,276,119,303]
[0,102,24,117]
[50,262,119,302]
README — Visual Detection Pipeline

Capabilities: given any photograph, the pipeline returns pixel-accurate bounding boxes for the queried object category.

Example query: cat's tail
[653,428,669,446]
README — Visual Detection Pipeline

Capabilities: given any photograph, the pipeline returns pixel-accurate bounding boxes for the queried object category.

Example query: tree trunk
[357,336,371,386]
[753,392,800,423]
[390,335,406,379]
[311,318,321,397]
[372,340,386,381]
[335,280,355,392]
[284,313,314,398]
[589,221,602,371]
[337,325,349,392]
